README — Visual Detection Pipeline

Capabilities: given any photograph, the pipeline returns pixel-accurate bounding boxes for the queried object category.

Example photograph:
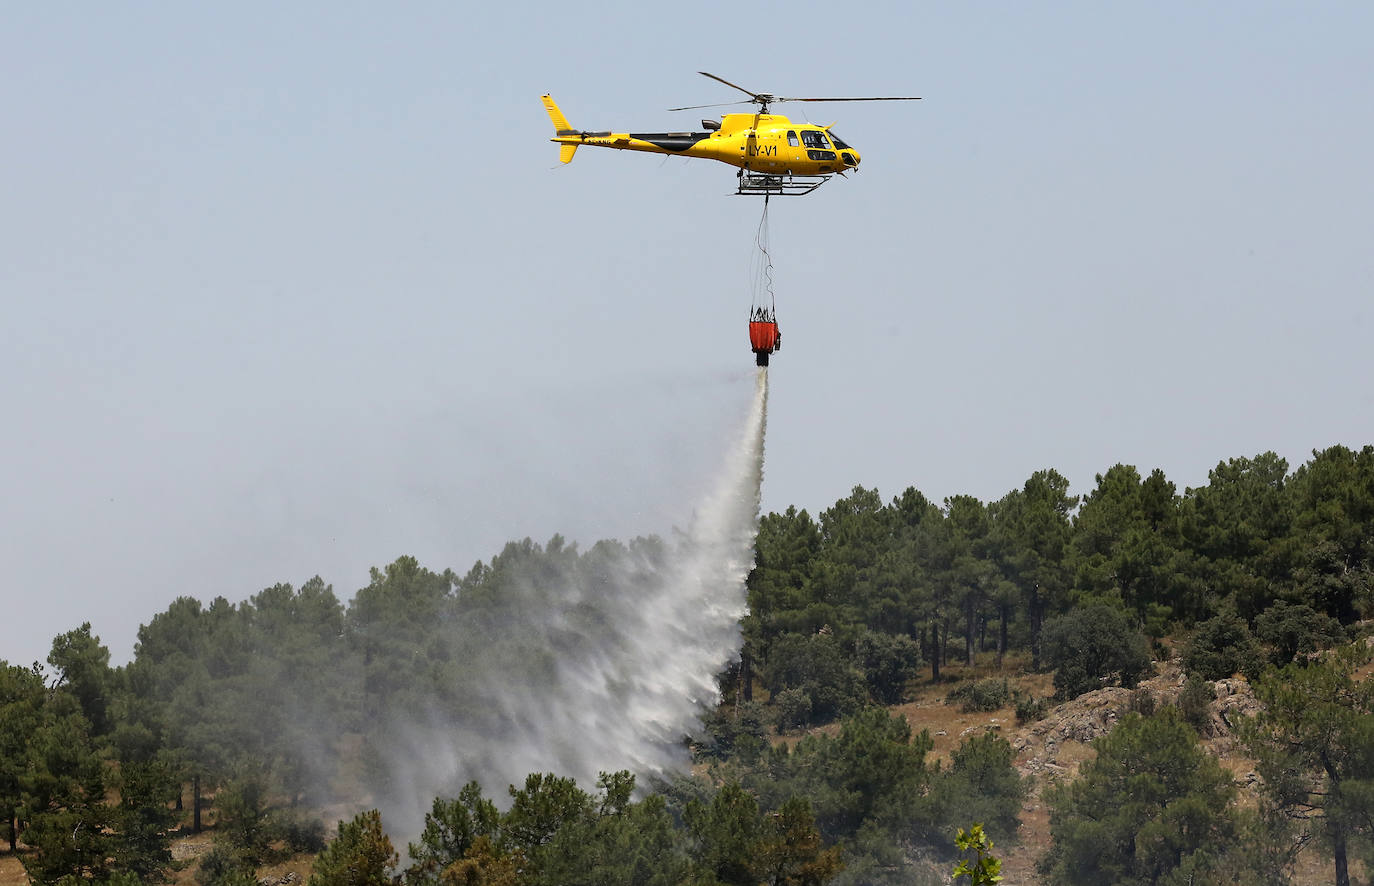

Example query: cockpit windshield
[827,130,851,150]
[800,130,828,149]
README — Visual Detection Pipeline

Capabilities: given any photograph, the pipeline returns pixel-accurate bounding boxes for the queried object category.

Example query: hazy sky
[4,2,1372,667]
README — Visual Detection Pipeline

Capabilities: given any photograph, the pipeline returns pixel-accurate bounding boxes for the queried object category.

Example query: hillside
[1,646,1367,885]
[868,647,1368,885]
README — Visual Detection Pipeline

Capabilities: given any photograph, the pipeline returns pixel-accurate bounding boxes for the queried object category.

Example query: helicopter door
[799,130,837,170]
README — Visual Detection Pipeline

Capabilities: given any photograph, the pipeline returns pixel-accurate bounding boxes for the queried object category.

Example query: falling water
[376,368,770,832]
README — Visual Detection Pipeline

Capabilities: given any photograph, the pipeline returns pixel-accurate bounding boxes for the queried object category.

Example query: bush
[945,678,1012,713]
[696,701,768,761]
[853,631,922,705]
[1041,604,1153,700]
[195,843,256,886]
[1150,637,1172,662]
[915,733,1026,850]
[1181,614,1263,681]
[761,632,867,726]
[1254,601,1343,666]
[1013,692,1048,725]
[1178,674,1216,736]
[773,688,812,734]
[1128,687,1157,718]
[279,812,327,854]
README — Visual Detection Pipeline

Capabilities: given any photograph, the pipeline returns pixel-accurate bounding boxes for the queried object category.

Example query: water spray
[374,369,770,836]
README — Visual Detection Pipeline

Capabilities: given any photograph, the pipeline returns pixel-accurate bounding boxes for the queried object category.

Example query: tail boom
[542,94,733,166]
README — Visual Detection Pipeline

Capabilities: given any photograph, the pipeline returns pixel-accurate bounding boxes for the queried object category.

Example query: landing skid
[736,172,830,196]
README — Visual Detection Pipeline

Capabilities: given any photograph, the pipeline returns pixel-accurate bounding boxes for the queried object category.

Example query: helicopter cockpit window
[800,130,827,149]
[827,131,851,150]
[787,131,799,147]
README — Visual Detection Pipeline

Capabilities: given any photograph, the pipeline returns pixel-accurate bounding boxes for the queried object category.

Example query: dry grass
[0,853,28,886]
[772,650,1056,759]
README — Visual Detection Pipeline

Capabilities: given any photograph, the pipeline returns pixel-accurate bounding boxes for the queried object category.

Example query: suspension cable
[749,194,775,317]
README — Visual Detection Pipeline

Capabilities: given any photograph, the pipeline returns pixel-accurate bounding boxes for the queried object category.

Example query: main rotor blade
[778,96,923,103]
[667,100,750,111]
[698,71,764,101]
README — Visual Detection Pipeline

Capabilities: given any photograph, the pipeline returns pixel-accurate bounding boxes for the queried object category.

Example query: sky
[3,2,1372,667]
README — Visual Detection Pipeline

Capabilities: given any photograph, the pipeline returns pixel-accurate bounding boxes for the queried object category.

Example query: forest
[3,444,1373,885]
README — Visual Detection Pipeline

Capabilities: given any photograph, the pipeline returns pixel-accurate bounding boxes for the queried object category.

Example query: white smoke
[376,368,769,833]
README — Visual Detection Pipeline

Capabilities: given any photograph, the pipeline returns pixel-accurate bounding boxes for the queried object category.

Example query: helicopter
[542,72,920,195]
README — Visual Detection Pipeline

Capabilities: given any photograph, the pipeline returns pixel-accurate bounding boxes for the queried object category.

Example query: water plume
[373,368,770,833]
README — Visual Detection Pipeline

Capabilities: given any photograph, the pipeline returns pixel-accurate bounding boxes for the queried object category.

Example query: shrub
[279,812,327,854]
[773,688,812,734]
[1013,692,1048,725]
[916,733,1026,849]
[195,844,255,886]
[1178,674,1216,736]
[761,632,867,726]
[1181,614,1263,681]
[853,631,922,705]
[945,678,1011,713]
[1040,604,1153,700]
[1254,601,1343,666]
[697,701,768,761]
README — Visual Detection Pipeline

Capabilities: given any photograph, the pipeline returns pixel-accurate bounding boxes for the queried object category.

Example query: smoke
[373,368,769,834]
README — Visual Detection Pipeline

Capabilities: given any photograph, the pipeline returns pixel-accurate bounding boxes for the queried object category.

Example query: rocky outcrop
[1008,659,1260,779]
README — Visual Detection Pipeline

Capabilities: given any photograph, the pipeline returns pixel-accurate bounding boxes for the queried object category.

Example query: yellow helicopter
[542,72,920,195]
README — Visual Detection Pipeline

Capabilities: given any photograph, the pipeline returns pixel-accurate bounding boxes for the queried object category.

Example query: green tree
[405,782,501,886]
[918,734,1026,848]
[1181,613,1263,681]
[698,701,769,758]
[852,631,921,705]
[1285,445,1374,623]
[135,596,252,832]
[933,496,1005,668]
[811,487,894,632]
[684,782,763,886]
[194,843,257,886]
[1254,600,1343,667]
[347,556,458,725]
[1177,453,1293,621]
[47,623,115,738]
[239,577,350,801]
[752,797,843,886]
[17,672,178,886]
[775,708,932,842]
[1039,604,1152,699]
[0,661,46,850]
[1039,708,1240,886]
[951,824,1002,885]
[884,487,943,641]
[18,692,119,884]
[992,470,1078,669]
[744,507,824,697]
[501,772,591,856]
[532,773,690,886]
[109,757,179,884]
[308,809,397,886]
[214,768,277,864]
[1070,465,1182,631]
[760,633,866,726]
[1245,645,1374,886]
